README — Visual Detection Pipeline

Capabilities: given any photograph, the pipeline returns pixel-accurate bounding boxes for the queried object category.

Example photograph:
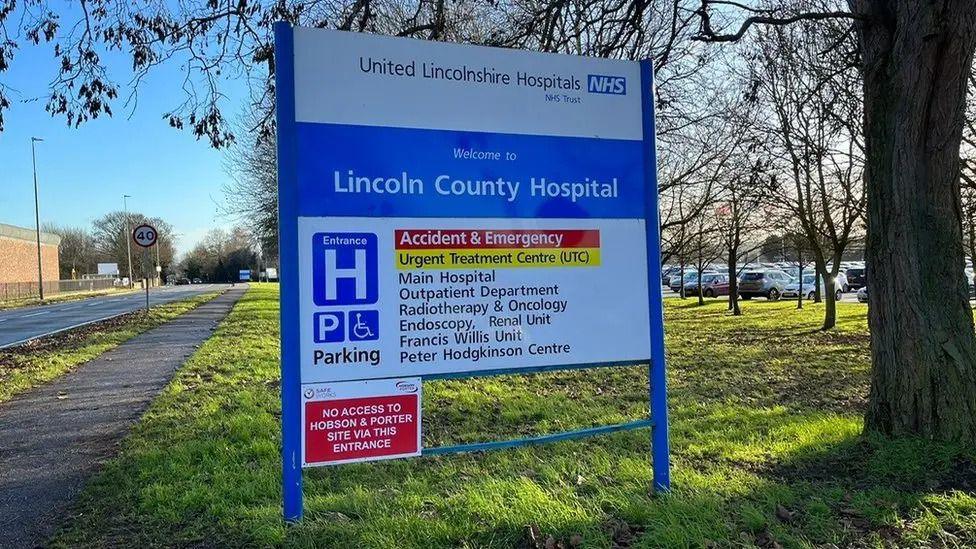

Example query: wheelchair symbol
[348,310,379,341]
[352,313,374,339]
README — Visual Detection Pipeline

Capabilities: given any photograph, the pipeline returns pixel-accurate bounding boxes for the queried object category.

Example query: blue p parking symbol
[313,312,344,343]
[312,233,378,306]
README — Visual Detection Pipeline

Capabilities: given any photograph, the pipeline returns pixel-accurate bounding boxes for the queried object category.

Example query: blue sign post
[274,22,669,522]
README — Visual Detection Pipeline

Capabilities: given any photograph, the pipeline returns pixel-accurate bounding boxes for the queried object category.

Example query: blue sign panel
[239,269,251,281]
[294,124,644,219]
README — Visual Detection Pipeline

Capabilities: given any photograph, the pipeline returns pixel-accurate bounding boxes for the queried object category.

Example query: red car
[683,273,731,297]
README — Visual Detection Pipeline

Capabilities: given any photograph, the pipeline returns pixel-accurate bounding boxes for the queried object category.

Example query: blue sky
[0,23,251,256]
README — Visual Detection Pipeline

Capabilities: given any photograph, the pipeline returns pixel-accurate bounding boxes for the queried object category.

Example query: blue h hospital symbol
[312,233,378,306]
[324,247,368,301]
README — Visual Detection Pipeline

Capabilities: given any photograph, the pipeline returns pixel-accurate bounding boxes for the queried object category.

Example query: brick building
[0,223,61,297]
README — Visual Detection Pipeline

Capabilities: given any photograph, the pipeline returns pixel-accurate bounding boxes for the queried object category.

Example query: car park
[783,274,844,301]
[846,267,866,290]
[683,273,730,297]
[661,266,682,286]
[738,269,792,300]
[834,270,850,292]
[670,270,717,293]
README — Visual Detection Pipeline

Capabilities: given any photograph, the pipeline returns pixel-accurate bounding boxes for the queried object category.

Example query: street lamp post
[123,194,133,289]
[31,137,44,301]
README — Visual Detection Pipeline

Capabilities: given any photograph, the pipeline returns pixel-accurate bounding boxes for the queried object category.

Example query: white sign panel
[97,263,119,276]
[293,29,642,139]
[299,218,650,382]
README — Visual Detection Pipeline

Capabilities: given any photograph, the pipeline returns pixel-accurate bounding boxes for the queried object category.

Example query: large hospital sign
[275,23,670,521]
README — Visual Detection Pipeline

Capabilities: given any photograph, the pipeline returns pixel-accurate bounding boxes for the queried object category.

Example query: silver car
[783,274,844,301]
[738,269,792,300]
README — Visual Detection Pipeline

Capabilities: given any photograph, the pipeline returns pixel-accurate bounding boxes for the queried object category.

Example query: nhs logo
[312,232,378,306]
[587,74,626,95]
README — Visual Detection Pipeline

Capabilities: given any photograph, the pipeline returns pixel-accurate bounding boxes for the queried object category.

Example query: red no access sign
[302,378,421,466]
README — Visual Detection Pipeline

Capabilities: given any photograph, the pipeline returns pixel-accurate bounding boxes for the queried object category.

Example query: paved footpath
[0,286,246,548]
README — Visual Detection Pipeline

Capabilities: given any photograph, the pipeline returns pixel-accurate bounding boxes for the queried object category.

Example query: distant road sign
[239,269,252,281]
[132,224,158,248]
[97,262,119,276]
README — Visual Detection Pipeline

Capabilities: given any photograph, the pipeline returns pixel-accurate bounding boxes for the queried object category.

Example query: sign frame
[274,22,670,522]
[132,223,158,248]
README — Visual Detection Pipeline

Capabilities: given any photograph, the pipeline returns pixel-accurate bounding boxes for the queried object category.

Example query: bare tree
[754,17,865,329]
[223,104,279,262]
[91,211,176,282]
[684,210,722,305]
[963,73,976,190]
[43,224,97,280]
[715,161,768,315]
[0,0,464,144]
[693,0,976,442]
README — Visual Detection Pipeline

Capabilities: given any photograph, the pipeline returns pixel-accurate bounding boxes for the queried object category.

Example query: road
[0,284,232,349]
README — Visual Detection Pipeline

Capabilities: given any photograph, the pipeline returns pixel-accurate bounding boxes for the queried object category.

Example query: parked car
[669,270,717,293]
[738,269,792,300]
[783,274,843,301]
[834,270,850,292]
[857,286,868,303]
[782,264,816,280]
[192,278,202,284]
[822,267,850,292]
[846,267,866,290]
[661,266,682,287]
[176,278,191,285]
[683,273,730,297]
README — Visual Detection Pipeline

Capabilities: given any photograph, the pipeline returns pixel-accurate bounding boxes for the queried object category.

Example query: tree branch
[692,0,864,43]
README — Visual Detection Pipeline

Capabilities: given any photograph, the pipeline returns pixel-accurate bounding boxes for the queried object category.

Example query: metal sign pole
[131,223,157,313]
[144,248,150,312]
[273,22,303,523]
[640,60,670,493]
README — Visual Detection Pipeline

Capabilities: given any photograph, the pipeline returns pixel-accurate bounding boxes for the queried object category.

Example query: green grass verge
[0,291,221,403]
[51,286,976,548]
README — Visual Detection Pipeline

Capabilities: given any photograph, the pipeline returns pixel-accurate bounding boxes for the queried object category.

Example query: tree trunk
[813,271,822,303]
[858,0,976,441]
[796,262,803,310]
[823,268,837,330]
[697,270,704,306]
[728,253,741,315]
[679,262,686,299]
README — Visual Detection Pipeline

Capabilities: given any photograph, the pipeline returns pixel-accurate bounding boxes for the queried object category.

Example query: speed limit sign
[132,224,158,248]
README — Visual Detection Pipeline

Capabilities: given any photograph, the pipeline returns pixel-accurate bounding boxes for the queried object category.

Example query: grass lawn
[52,285,976,548]
[0,291,221,403]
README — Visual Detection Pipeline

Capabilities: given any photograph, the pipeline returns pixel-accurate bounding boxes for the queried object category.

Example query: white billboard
[97,263,119,276]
